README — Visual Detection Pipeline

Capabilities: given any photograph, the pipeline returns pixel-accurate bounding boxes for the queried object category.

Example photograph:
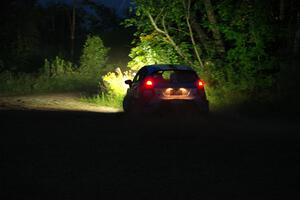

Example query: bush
[0,71,35,94]
[102,67,134,97]
[0,57,92,95]
[79,67,135,109]
[42,56,74,77]
[0,34,111,96]
[79,35,109,79]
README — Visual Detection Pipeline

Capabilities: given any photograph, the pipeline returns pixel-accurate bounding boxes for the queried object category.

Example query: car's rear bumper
[142,97,209,113]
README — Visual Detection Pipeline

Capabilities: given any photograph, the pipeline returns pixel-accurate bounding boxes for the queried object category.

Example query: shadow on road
[1,109,300,199]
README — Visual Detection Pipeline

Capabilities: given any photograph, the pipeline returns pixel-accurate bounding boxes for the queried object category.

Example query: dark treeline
[0,0,121,73]
[256,0,300,111]
[273,0,300,101]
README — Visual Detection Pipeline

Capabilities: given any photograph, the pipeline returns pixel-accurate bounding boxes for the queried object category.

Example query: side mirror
[125,80,133,87]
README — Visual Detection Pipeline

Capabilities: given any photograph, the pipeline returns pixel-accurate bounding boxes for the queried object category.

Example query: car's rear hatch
[150,70,202,100]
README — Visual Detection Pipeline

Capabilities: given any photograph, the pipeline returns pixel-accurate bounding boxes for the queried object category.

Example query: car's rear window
[151,70,198,83]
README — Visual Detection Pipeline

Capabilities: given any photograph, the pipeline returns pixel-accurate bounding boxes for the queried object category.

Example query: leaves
[126,0,278,107]
[79,35,109,78]
[127,32,181,70]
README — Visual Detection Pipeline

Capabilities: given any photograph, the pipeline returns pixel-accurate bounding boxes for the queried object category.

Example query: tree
[82,0,120,34]
[203,0,225,54]
[125,0,280,106]
[0,0,41,72]
[79,35,109,79]
[39,1,86,61]
[70,0,77,62]
[127,32,181,70]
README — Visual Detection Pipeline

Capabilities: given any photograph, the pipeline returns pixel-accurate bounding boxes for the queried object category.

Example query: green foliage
[202,0,275,107]
[81,93,124,109]
[42,57,75,77]
[81,67,136,109]
[7,34,127,109]
[0,57,85,94]
[0,71,34,94]
[79,35,109,79]
[98,67,134,108]
[0,55,101,95]
[102,68,134,97]
[128,33,181,70]
[125,0,278,110]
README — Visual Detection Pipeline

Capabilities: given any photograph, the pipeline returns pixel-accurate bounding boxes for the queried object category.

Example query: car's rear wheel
[123,96,143,116]
[196,102,209,117]
[122,95,133,113]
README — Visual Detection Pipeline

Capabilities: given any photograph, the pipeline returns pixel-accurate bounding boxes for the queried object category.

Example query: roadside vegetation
[0,1,127,109]
[0,35,108,95]
[122,0,299,114]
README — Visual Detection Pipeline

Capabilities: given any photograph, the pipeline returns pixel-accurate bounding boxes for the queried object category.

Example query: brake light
[144,79,154,89]
[197,80,204,88]
[146,80,153,86]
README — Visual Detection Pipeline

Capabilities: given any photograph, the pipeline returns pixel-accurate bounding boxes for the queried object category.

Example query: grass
[0,70,124,110]
[0,71,100,96]
[80,93,124,109]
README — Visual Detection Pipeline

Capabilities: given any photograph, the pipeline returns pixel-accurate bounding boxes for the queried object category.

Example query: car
[123,64,209,114]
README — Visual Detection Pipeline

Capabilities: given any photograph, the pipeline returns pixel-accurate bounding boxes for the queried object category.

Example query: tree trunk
[147,11,194,66]
[203,0,225,54]
[191,19,209,53]
[184,0,204,68]
[70,0,76,62]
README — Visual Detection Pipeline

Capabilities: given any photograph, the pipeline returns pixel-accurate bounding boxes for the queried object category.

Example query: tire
[122,95,133,113]
[123,96,142,116]
[202,102,209,115]
[193,101,209,117]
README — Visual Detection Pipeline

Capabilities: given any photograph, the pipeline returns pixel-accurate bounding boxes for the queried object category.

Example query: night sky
[39,0,131,15]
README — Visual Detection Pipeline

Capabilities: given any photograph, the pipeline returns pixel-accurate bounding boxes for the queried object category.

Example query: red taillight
[197,80,205,88]
[146,80,153,86]
[144,79,154,89]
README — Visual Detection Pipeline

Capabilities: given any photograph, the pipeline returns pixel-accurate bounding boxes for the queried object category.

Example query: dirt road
[1,95,300,199]
[0,93,120,112]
